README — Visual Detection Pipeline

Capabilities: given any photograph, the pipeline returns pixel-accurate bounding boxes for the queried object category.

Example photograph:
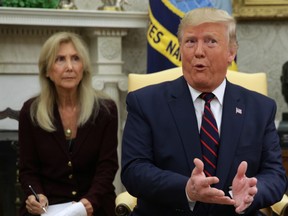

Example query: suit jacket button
[72,191,77,196]
[68,174,73,179]
[68,161,72,167]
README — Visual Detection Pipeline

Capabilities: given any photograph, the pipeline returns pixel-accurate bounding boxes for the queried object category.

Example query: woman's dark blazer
[18,97,118,216]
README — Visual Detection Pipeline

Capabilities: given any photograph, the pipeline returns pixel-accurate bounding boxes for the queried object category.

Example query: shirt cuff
[186,189,196,210]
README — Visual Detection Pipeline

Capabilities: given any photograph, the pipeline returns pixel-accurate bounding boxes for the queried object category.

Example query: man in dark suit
[121,7,287,216]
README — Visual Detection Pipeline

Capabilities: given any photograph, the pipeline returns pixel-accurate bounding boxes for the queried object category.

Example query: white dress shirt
[188,79,226,135]
[185,79,226,209]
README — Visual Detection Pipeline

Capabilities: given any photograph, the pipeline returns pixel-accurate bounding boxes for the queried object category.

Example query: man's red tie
[199,92,219,177]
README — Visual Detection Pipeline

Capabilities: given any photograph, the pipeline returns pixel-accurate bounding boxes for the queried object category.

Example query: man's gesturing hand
[232,161,258,214]
[185,158,235,205]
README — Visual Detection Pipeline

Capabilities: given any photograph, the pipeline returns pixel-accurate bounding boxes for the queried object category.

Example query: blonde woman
[19,32,118,216]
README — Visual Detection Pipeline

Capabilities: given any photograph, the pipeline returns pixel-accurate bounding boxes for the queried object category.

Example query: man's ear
[227,47,237,64]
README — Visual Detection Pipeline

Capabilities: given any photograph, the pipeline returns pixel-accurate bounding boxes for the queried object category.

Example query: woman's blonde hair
[177,7,238,50]
[31,31,104,131]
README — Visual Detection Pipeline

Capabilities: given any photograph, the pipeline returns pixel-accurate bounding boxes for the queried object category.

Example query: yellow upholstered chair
[127,66,267,95]
[116,67,287,216]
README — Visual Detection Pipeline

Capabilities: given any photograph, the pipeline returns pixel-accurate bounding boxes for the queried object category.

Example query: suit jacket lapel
[215,81,245,189]
[166,78,246,186]
[52,106,71,157]
[53,105,95,156]
[167,77,202,171]
[73,120,93,153]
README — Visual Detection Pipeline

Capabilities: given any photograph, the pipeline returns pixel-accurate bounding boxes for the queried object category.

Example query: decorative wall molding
[0,26,72,36]
[86,29,128,37]
[92,74,128,92]
[0,7,148,28]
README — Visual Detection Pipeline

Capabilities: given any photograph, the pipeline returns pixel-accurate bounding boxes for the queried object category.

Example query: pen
[28,185,47,213]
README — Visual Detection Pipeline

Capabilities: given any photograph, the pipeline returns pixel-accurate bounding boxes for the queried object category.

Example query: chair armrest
[115,191,137,216]
[259,194,288,216]
[271,194,288,216]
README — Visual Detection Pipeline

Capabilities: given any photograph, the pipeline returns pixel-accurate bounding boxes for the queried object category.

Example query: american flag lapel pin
[236,107,242,114]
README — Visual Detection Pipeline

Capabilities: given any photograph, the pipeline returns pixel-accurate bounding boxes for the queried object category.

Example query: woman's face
[47,42,84,92]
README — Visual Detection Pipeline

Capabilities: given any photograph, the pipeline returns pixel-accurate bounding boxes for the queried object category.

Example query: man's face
[180,22,236,92]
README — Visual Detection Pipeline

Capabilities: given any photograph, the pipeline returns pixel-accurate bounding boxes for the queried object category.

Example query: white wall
[0,75,39,129]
